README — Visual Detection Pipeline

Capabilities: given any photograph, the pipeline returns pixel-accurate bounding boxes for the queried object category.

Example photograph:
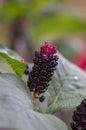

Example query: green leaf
[0,73,67,130]
[46,53,86,113]
[0,52,26,77]
[0,44,22,60]
[0,73,33,108]
[0,56,15,74]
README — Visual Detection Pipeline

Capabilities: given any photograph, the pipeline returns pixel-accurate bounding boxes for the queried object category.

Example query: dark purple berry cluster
[71,98,86,130]
[24,42,58,102]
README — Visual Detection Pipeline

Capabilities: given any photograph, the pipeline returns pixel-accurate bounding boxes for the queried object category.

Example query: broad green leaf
[0,44,21,60]
[0,73,67,130]
[0,52,26,77]
[46,53,86,113]
[0,56,14,73]
[0,73,33,109]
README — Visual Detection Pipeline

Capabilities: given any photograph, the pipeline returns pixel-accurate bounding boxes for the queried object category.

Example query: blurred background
[0,0,86,70]
[0,0,86,129]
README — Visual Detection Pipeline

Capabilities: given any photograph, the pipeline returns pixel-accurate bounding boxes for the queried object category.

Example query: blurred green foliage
[0,0,86,43]
[32,13,86,41]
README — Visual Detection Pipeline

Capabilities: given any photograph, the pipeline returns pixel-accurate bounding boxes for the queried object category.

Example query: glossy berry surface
[71,98,86,130]
[24,64,30,75]
[39,96,45,102]
[27,42,58,102]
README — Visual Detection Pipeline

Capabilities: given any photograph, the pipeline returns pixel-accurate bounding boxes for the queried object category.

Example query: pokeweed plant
[0,42,86,130]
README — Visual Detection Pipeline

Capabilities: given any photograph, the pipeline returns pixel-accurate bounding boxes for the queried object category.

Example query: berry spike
[71,98,86,130]
[27,42,59,102]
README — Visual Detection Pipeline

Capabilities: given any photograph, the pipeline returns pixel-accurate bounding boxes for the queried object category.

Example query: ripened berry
[24,64,30,75]
[39,96,45,102]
